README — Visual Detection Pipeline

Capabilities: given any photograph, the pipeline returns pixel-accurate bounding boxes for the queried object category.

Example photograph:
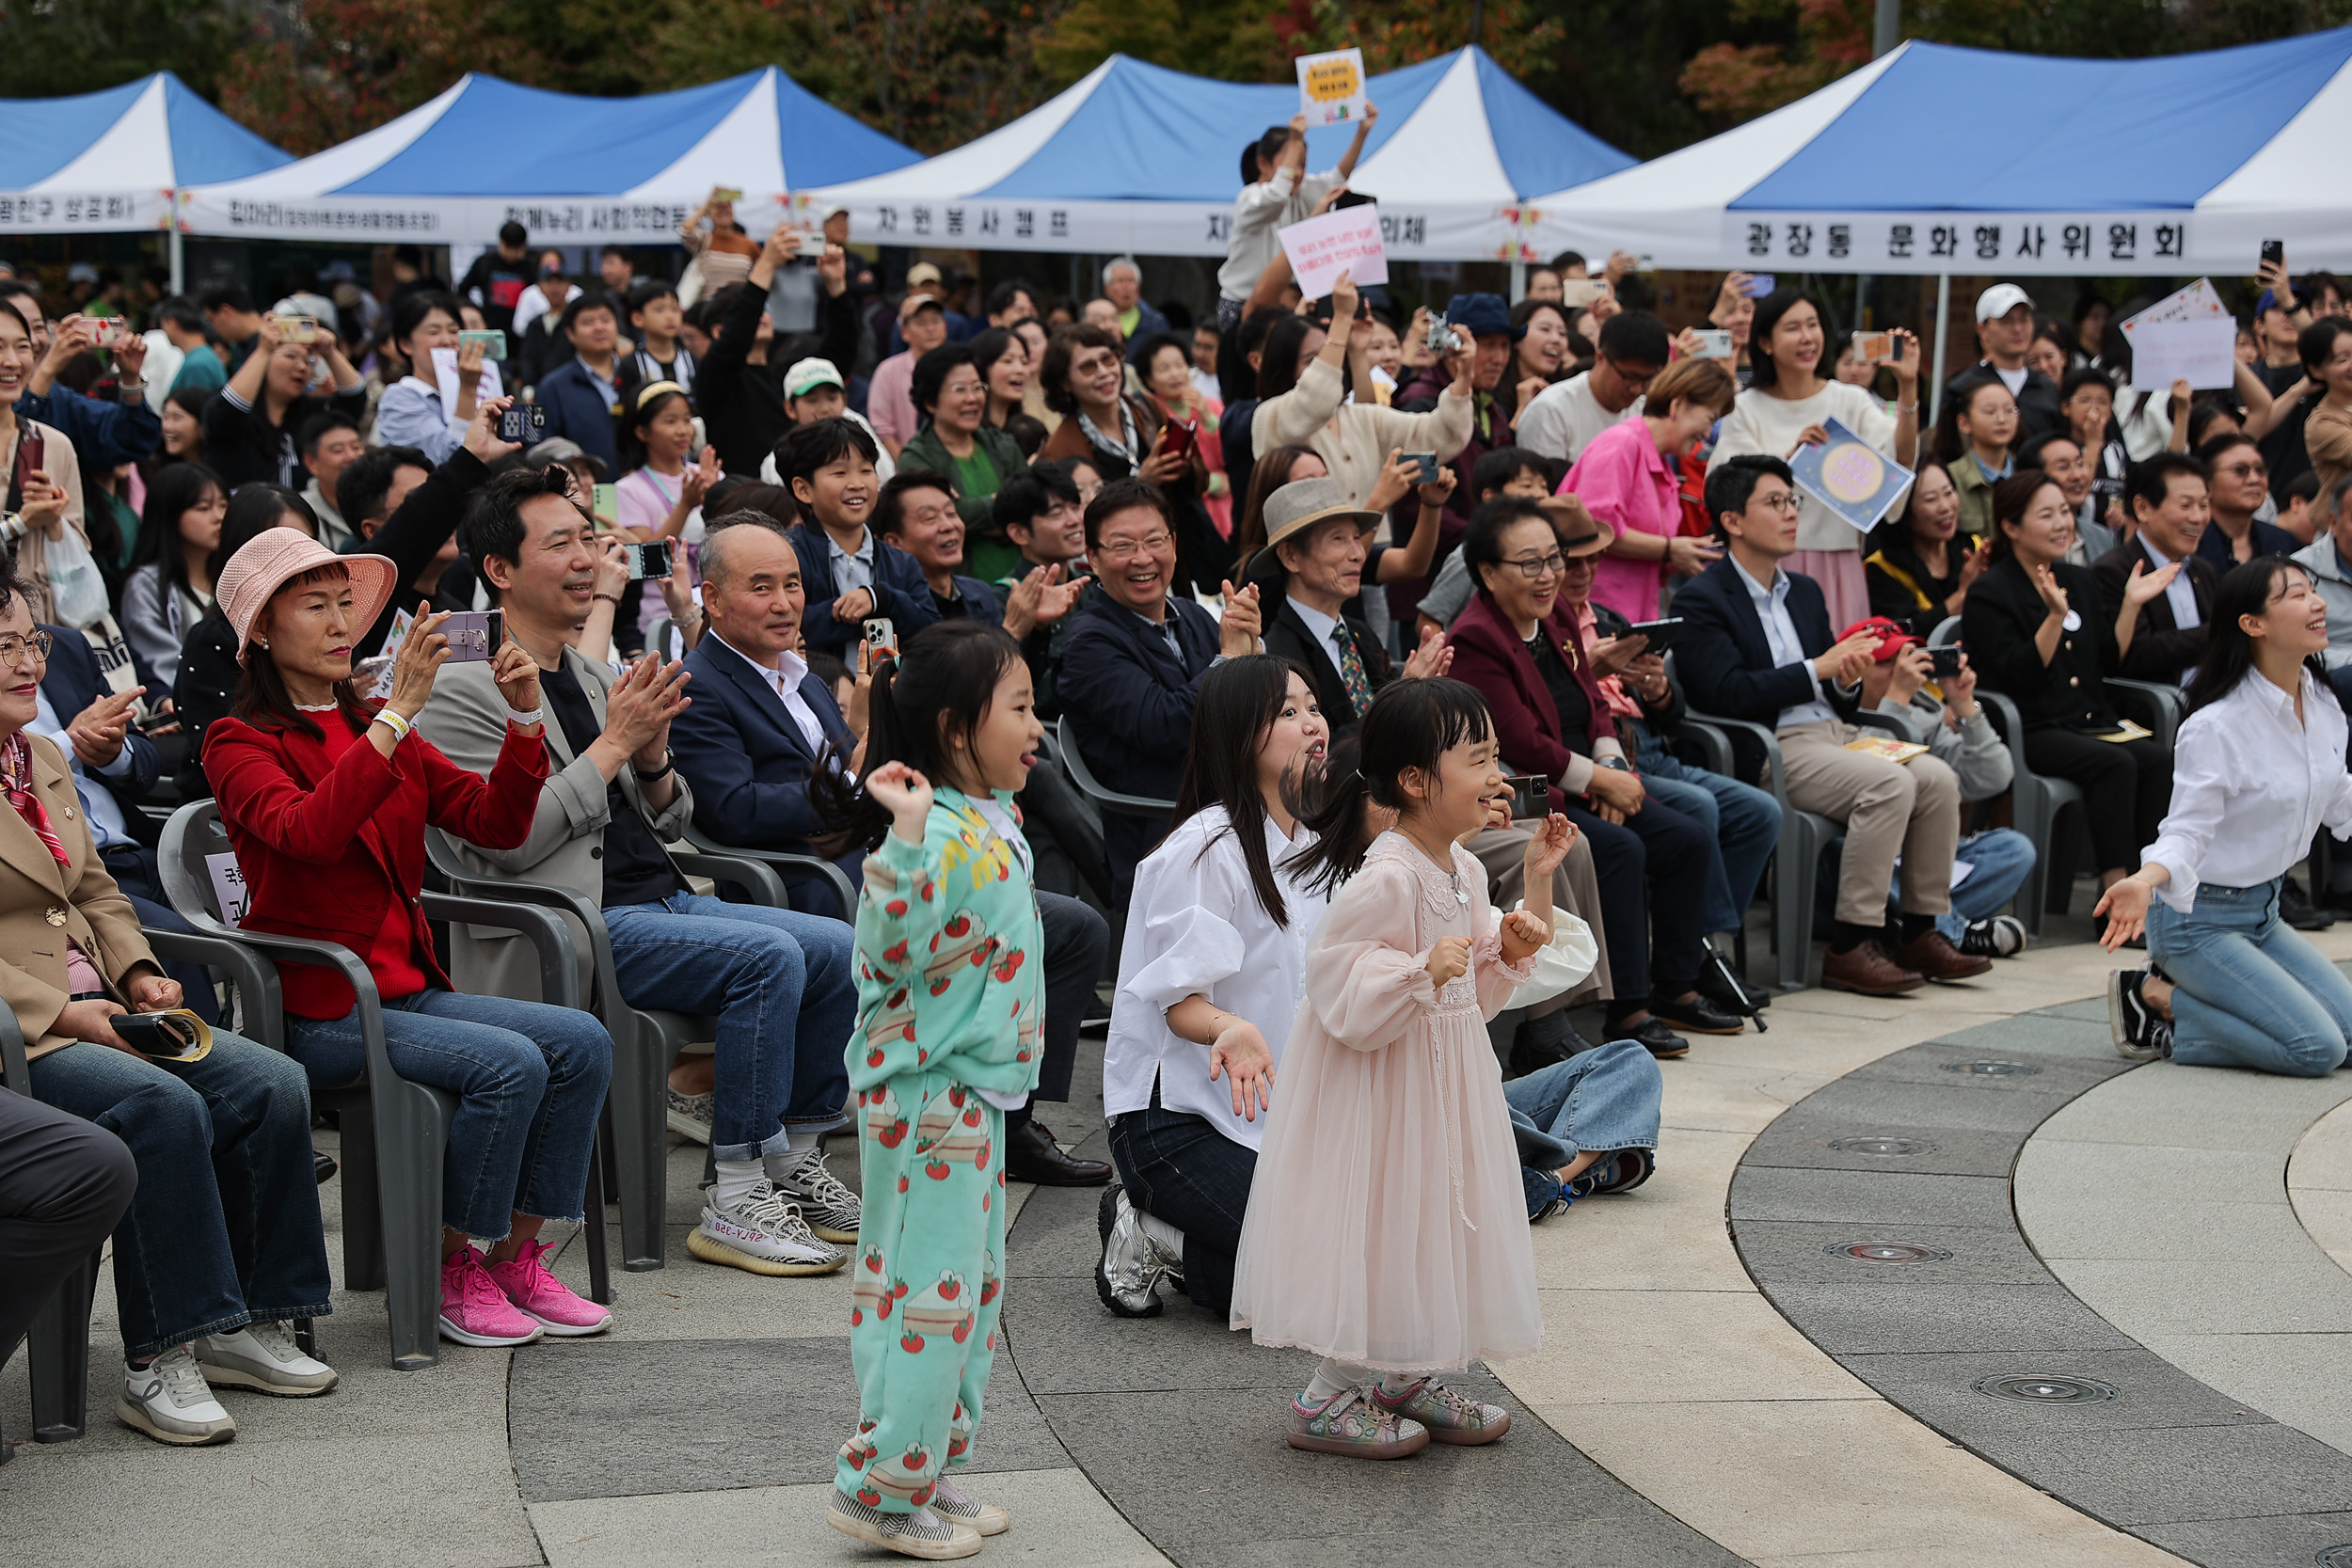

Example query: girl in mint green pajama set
[825,620,1047,1560]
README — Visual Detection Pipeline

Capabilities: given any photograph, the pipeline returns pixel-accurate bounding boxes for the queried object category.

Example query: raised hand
[866,759,935,845]
[489,640,544,717]
[2033,562,2074,619]
[1217,580,1262,657]
[383,604,454,721]
[1401,624,1452,680]
[1522,811,1577,879]
[1207,1021,1276,1121]
[2121,556,2179,609]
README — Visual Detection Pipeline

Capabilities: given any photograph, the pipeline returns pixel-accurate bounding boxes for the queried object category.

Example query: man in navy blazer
[1677,455,1984,996]
[667,524,864,914]
[532,294,628,477]
[1056,480,1261,903]
[31,623,215,1020]
[775,418,939,661]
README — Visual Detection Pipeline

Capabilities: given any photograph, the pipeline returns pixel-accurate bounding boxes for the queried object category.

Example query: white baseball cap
[1975,283,2035,324]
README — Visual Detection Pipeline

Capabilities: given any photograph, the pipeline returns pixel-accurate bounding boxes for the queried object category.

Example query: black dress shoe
[1648,991,1747,1036]
[1700,945,1771,1010]
[1508,1011,1596,1078]
[1005,1119,1113,1186]
[2282,876,2335,932]
[1609,1015,1690,1059]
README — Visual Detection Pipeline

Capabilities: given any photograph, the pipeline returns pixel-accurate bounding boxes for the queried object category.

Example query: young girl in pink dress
[1229,677,1572,1458]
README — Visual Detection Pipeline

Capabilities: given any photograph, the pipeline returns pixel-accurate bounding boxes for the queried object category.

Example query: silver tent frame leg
[1929,272,1951,425]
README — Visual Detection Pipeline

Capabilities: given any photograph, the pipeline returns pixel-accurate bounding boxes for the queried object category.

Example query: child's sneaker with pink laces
[439,1248,543,1347]
[486,1237,612,1337]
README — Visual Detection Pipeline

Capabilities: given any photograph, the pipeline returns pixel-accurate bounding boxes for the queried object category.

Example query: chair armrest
[1681,708,1794,814]
[1054,716,1178,819]
[0,1002,27,1092]
[143,928,286,1053]
[1851,707,1925,743]
[670,849,788,909]
[2105,678,2183,748]
[1676,718,1735,778]
[197,928,401,1096]
[421,894,584,1012]
[679,828,854,921]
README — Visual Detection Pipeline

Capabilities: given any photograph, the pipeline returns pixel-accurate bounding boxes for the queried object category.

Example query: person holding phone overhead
[205,530,620,1350]
[1708,291,1919,629]
[204,309,367,491]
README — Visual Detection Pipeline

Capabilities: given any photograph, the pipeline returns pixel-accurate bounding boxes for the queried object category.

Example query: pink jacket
[1565,418,1678,624]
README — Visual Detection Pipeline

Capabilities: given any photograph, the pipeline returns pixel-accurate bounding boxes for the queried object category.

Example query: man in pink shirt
[866,293,950,458]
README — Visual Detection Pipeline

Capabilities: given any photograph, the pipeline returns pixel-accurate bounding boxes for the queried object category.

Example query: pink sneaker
[439,1248,544,1347]
[486,1238,612,1337]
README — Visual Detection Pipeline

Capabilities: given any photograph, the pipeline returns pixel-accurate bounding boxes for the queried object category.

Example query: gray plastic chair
[1056,714,1177,818]
[2106,676,2185,748]
[1678,704,1916,992]
[425,830,803,1271]
[160,800,596,1370]
[0,1002,98,1450]
[675,824,857,923]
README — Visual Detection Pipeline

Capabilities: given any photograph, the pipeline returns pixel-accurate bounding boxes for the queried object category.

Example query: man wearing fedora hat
[1255,476,1450,729]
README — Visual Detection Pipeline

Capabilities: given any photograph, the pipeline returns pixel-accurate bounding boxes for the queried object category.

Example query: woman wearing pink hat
[202,531,619,1349]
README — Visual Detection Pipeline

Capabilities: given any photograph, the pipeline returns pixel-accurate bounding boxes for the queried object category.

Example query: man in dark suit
[30,624,215,1020]
[1057,480,1261,903]
[1677,455,1983,996]
[2091,451,2217,686]
[668,522,864,915]
[532,294,627,477]
[774,418,938,662]
[1255,476,1407,736]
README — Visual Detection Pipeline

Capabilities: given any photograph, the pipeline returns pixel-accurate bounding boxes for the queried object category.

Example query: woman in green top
[900,344,1028,584]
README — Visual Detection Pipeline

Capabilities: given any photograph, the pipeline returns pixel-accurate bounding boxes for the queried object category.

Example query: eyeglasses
[2216,462,2268,479]
[1755,493,1803,515]
[1094,532,1173,562]
[0,629,54,666]
[1501,552,1567,579]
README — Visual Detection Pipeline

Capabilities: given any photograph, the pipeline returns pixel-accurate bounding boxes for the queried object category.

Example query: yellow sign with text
[1295,48,1367,126]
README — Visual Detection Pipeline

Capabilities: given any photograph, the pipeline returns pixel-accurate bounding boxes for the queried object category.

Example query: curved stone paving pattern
[1735,999,2352,1567]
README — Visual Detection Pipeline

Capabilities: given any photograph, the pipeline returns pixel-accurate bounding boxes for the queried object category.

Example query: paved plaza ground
[10,901,2352,1567]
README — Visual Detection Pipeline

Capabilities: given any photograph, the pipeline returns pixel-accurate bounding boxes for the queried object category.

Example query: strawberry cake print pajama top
[836,788,1044,1514]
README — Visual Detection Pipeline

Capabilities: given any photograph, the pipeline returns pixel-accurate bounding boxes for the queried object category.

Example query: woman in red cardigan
[204,530,617,1349]
[1445,496,1737,1055]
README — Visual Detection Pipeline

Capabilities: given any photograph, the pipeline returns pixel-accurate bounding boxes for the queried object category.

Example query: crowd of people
[4,114,2352,1560]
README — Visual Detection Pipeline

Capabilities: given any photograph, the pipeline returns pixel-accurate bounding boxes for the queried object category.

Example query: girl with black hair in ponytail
[816,618,1045,1558]
[2098,556,2352,1074]
[1094,656,1329,1321]
[1230,676,1571,1460]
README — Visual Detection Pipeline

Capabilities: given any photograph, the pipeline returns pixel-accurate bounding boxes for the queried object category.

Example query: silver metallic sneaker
[117,1344,236,1445]
[827,1487,981,1560]
[1095,1183,1176,1318]
[195,1321,338,1396]
[771,1148,860,1243]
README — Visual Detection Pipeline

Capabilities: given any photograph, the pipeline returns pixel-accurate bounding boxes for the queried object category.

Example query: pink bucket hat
[215,531,399,667]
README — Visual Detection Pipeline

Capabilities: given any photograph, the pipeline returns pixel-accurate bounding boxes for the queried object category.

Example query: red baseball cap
[1837,615,1922,663]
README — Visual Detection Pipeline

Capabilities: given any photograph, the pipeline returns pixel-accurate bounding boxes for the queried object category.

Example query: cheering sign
[1790,417,1913,534]
[1279,205,1389,301]
[1296,48,1367,127]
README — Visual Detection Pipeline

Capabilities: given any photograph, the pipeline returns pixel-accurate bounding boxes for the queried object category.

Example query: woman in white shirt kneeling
[2097,556,2352,1073]
[1098,656,1329,1318]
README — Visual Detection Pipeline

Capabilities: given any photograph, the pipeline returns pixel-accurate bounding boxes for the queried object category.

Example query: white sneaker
[827,1488,981,1560]
[689,1180,846,1275]
[930,1473,1011,1536]
[770,1148,861,1243]
[117,1345,236,1445]
[196,1321,339,1396]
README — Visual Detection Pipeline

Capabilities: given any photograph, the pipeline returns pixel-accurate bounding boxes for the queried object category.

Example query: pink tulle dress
[1228,830,1544,1373]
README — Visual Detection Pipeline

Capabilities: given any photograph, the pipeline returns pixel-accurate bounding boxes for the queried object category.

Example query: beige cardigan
[1251,358,1472,513]
[4,418,88,626]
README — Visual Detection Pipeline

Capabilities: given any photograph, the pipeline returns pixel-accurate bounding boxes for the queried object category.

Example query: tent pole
[1509,261,1526,304]
[1930,272,1950,424]
[167,224,184,297]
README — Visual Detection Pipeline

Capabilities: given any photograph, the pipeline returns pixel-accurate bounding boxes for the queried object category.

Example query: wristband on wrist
[633,752,675,782]
[507,705,545,729]
[372,709,412,743]
[593,593,624,606]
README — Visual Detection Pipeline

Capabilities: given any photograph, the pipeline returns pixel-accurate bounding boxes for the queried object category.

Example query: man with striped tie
[1256,477,1452,735]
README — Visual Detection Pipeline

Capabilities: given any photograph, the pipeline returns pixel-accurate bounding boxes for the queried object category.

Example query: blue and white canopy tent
[1532,30,2352,277]
[800,48,1633,262]
[179,68,919,248]
[0,73,288,236]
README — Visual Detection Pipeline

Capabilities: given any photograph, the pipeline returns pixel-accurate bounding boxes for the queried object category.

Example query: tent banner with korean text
[1533,32,2352,273]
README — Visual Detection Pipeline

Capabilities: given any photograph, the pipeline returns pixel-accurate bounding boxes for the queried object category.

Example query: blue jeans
[604,892,857,1160]
[287,990,613,1240]
[1928,829,2036,942]
[1631,721,1784,935]
[2150,879,2352,1077]
[29,1033,331,1359]
[1504,1039,1663,1212]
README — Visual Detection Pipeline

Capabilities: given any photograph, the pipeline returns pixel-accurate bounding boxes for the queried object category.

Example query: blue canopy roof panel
[0,74,288,188]
[160,75,296,184]
[1737,32,2352,212]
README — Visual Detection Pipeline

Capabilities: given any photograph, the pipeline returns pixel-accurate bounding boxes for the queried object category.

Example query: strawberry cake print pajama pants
[834,1067,1008,1513]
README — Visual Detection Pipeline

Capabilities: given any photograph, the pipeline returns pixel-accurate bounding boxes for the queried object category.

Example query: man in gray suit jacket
[418,467,861,1278]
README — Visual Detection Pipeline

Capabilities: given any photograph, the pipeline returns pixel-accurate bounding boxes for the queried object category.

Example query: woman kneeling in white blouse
[2097,556,2352,1073]
[1098,657,1329,1317]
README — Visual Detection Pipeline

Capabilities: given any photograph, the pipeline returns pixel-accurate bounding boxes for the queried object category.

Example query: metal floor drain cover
[1943,1058,2042,1076]
[2315,1547,2352,1567]
[1974,1373,2117,1403]
[1827,1242,1952,1264]
[1826,1135,1938,1155]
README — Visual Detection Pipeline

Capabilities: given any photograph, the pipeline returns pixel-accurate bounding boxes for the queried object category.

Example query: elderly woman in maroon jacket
[1445,495,1740,1055]
[203,531,617,1351]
